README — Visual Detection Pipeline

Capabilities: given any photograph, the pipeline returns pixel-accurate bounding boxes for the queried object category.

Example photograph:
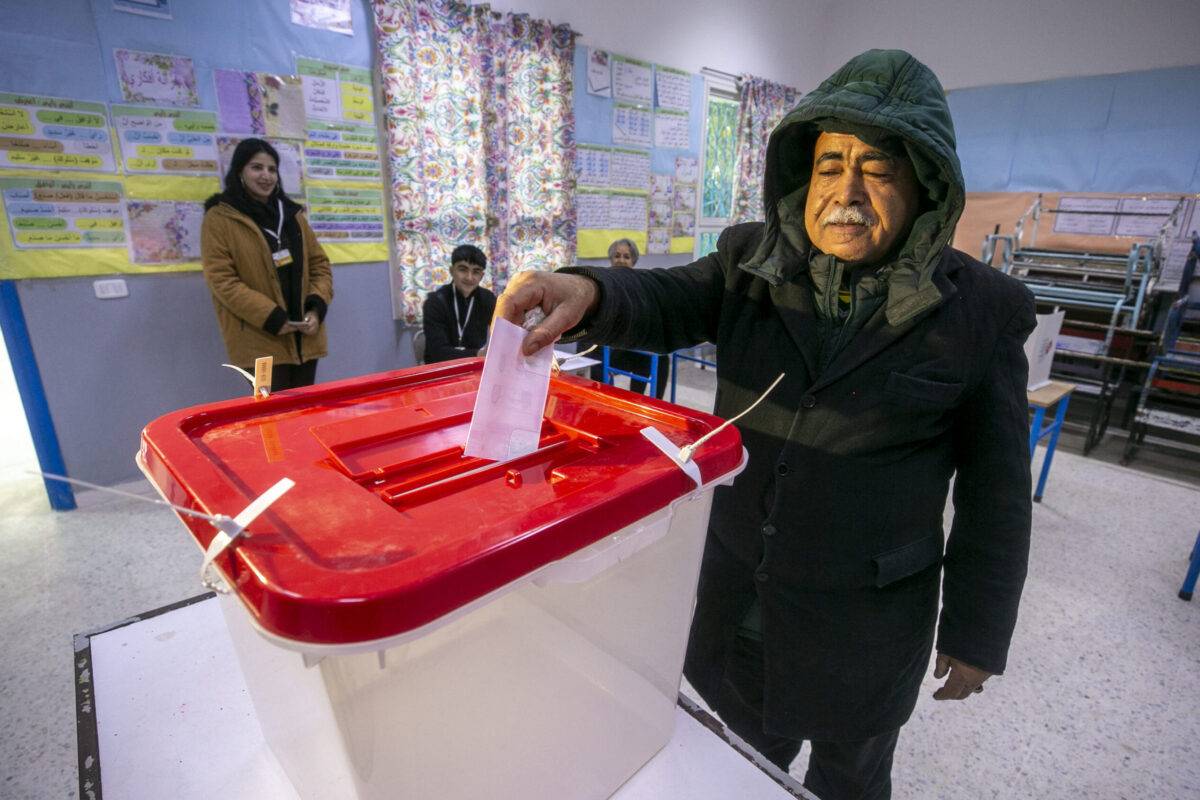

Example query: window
[695,72,739,258]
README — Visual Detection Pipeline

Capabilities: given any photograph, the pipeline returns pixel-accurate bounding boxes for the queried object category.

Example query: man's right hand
[495,271,600,356]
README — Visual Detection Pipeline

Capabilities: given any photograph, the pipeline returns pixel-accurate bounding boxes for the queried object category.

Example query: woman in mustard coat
[201,138,333,390]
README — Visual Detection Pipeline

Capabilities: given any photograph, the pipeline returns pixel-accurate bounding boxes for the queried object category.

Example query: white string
[678,372,786,464]
[32,470,229,524]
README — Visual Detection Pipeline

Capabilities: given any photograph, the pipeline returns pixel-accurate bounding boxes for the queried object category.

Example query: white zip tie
[223,363,269,397]
[198,477,294,593]
[677,372,786,464]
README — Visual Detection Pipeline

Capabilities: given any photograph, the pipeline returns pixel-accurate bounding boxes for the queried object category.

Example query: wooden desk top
[1027,380,1077,408]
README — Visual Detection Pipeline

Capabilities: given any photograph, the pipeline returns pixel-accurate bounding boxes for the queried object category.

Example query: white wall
[487,0,1200,91]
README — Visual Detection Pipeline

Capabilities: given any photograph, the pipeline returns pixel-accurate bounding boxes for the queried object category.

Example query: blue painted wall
[950,65,1200,194]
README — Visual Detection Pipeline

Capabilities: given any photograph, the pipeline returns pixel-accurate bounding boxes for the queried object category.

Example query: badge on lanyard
[262,199,293,268]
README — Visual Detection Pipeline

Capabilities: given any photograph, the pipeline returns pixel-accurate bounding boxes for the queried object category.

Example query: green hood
[740,49,965,326]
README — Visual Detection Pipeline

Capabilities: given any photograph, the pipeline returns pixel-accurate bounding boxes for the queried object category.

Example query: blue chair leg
[648,354,658,399]
[1034,396,1070,503]
[670,353,679,404]
[602,347,613,385]
[1029,406,1046,460]
[1180,530,1200,601]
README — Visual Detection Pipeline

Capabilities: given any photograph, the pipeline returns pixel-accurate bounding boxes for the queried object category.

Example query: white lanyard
[260,199,284,247]
[453,293,475,345]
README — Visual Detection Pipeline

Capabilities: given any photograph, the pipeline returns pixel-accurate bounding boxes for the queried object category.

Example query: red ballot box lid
[139,360,743,645]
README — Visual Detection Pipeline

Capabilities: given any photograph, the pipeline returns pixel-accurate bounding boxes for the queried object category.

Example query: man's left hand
[932,653,993,701]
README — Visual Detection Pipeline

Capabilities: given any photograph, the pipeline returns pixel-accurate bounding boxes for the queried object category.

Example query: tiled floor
[1,359,1198,799]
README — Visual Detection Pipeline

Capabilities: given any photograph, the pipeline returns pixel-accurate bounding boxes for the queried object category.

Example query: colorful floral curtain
[731,75,800,224]
[372,0,576,323]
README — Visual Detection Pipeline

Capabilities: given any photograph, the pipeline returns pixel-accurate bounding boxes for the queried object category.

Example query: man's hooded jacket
[564,49,1036,741]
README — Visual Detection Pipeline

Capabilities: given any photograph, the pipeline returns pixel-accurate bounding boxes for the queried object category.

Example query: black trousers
[589,348,670,399]
[715,632,900,800]
[270,360,318,391]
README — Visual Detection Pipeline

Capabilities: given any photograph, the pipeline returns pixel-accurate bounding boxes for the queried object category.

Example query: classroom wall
[950,65,1200,194]
[807,0,1200,90]
[482,0,825,90]
[0,0,406,487]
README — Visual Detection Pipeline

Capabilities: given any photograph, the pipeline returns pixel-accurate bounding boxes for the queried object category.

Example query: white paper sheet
[464,318,554,461]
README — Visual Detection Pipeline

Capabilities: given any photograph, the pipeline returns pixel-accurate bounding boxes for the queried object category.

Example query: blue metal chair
[601,346,660,398]
[669,347,718,403]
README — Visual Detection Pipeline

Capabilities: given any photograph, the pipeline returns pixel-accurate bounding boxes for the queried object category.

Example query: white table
[74,595,815,800]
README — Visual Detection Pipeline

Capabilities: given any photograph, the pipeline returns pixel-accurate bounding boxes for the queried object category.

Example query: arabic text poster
[305,185,385,242]
[304,122,381,181]
[0,93,117,172]
[1,177,126,248]
[111,105,218,175]
[114,49,199,107]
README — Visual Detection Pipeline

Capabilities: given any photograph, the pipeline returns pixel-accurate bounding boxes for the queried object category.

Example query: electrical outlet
[93,279,129,299]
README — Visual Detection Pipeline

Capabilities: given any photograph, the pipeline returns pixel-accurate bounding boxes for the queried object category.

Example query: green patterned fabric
[702,97,738,220]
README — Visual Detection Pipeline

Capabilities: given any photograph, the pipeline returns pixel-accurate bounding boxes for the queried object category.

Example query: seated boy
[422,244,496,363]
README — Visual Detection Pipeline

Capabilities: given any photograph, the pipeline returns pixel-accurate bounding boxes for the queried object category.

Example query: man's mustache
[823,207,876,226]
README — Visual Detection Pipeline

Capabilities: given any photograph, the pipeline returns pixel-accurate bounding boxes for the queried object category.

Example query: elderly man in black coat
[497,49,1035,800]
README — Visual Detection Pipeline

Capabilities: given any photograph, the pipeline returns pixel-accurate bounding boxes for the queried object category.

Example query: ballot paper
[463,318,554,461]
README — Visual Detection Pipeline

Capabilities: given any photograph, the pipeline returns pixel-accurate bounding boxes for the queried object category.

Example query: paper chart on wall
[111,105,218,175]
[671,211,695,237]
[612,104,652,148]
[1158,237,1196,293]
[214,69,266,135]
[654,66,691,111]
[217,136,305,195]
[296,58,375,124]
[612,56,652,105]
[260,75,307,139]
[113,0,172,18]
[577,189,609,229]
[0,93,117,172]
[125,200,203,263]
[654,109,690,149]
[650,172,673,228]
[305,185,385,242]
[1052,196,1118,235]
[0,177,126,249]
[586,49,612,98]
[1114,197,1183,238]
[304,122,381,181]
[214,70,306,138]
[609,148,650,192]
[575,144,610,187]
[114,49,199,108]
[647,227,670,254]
[674,156,698,184]
[290,0,353,36]
[609,192,648,232]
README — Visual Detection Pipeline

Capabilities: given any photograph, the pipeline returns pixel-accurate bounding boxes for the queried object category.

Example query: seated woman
[590,238,670,398]
[422,244,496,363]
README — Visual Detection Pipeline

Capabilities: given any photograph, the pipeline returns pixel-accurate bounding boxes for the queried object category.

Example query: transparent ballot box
[138,360,746,800]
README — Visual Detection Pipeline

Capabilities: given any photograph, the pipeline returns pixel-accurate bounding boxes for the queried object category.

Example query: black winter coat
[564,223,1035,740]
